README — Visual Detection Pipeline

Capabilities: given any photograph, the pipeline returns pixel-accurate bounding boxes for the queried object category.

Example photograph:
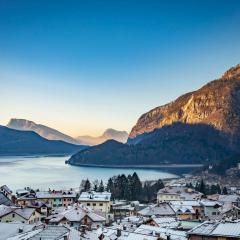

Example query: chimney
[167,233,170,240]
[117,228,121,237]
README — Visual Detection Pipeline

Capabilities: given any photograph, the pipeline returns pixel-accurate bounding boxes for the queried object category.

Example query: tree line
[186,179,228,195]
[81,172,165,203]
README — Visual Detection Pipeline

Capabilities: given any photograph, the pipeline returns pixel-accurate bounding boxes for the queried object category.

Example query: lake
[0,156,195,191]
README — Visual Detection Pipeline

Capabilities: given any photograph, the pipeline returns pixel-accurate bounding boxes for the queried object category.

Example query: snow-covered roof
[152,217,178,227]
[135,224,187,240]
[170,205,195,214]
[14,208,36,220]
[158,187,202,200]
[170,200,201,207]
[0,193,13,206]
[36,190,76,199]
[79,191,111,202]
[0,205,13,217]
[0,222,36,240]
[138,203,175,217]
[7,225,80,240]
[48,204,105,223]
[188,220,240,237]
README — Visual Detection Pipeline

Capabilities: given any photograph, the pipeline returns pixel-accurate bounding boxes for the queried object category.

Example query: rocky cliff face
[129,64,240,147]
[69,64,240,166]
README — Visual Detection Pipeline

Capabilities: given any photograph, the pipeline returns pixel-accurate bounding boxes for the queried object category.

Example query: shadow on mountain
[69,122,239,166]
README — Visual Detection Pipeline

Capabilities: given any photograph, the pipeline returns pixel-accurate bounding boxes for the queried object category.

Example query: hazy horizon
[1,0,240,137]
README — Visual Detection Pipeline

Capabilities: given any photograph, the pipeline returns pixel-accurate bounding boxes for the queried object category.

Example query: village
[0,174,240,240]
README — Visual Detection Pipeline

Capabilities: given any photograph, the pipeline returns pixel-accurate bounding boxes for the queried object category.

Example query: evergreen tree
[216,184,221,194]
[142,182,152,202]
[98,180,105,192]
[106,178,113,192]
[222,186,228,195]
[93,179,99,192]
[84,179,91,192]
[131,172,142,200]
[199,179,206,195]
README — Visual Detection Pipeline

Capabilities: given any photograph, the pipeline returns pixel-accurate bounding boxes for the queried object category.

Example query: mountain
[0,126,85,156]
[129,64,240,144]
[7,119,79,145]
[68,64,240,166]
[76,128,128,145]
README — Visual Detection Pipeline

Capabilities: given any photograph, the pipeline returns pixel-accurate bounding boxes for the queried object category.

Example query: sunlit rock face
[129,64,240,148]
[69,65,240,166]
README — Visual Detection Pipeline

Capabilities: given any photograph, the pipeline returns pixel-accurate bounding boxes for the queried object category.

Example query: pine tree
[222,186,228,195]
[131,172,142,200]
[93,179,99,192]
[199,179,206,195]
[98,180,104,192]
[84,179,91,192]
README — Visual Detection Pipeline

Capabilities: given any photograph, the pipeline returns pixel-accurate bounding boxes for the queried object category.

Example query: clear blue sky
[1,0,240,136]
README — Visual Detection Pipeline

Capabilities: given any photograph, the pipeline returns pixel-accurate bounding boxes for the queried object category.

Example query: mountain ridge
[7,118,79,145]
[128,64,240,144]
[69,64,240,166]
[76,128,128,145]
[0,126,85,155]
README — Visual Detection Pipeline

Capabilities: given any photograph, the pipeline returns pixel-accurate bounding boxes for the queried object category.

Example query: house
[138,202,176,218]
[169,201,202,220]
[16,189,76,208]
[46,203,106,230]
[169,200,223,220]
[112,201,146,220]
[188,220,240,240]
[157,187,202,203]
[0,205,41,224]
[200,200,222,219]
[170,204,195,220]
[79,191,111,215]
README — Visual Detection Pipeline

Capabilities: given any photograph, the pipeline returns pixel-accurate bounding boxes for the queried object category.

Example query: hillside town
[0,174,240,240]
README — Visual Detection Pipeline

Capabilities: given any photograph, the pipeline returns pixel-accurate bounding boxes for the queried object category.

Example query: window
[12,213,15,218]
[87,203,90,206]
[93,203,96,206]
[99,203,103,206]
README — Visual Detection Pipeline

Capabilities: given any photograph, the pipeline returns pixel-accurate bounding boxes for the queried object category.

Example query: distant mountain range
[76,129,128,145]
[69,64,240,166]
[7,119,79,145]
[0,126,85,156]
[7,119,128,145]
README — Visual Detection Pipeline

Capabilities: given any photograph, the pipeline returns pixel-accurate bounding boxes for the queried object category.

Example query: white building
[157,187,203,203]
[79,191,111,215]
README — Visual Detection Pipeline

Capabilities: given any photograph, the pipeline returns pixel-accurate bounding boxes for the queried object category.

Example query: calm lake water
[0,156,188,191]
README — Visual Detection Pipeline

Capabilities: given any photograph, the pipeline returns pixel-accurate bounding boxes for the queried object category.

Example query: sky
[0,0,240,137]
